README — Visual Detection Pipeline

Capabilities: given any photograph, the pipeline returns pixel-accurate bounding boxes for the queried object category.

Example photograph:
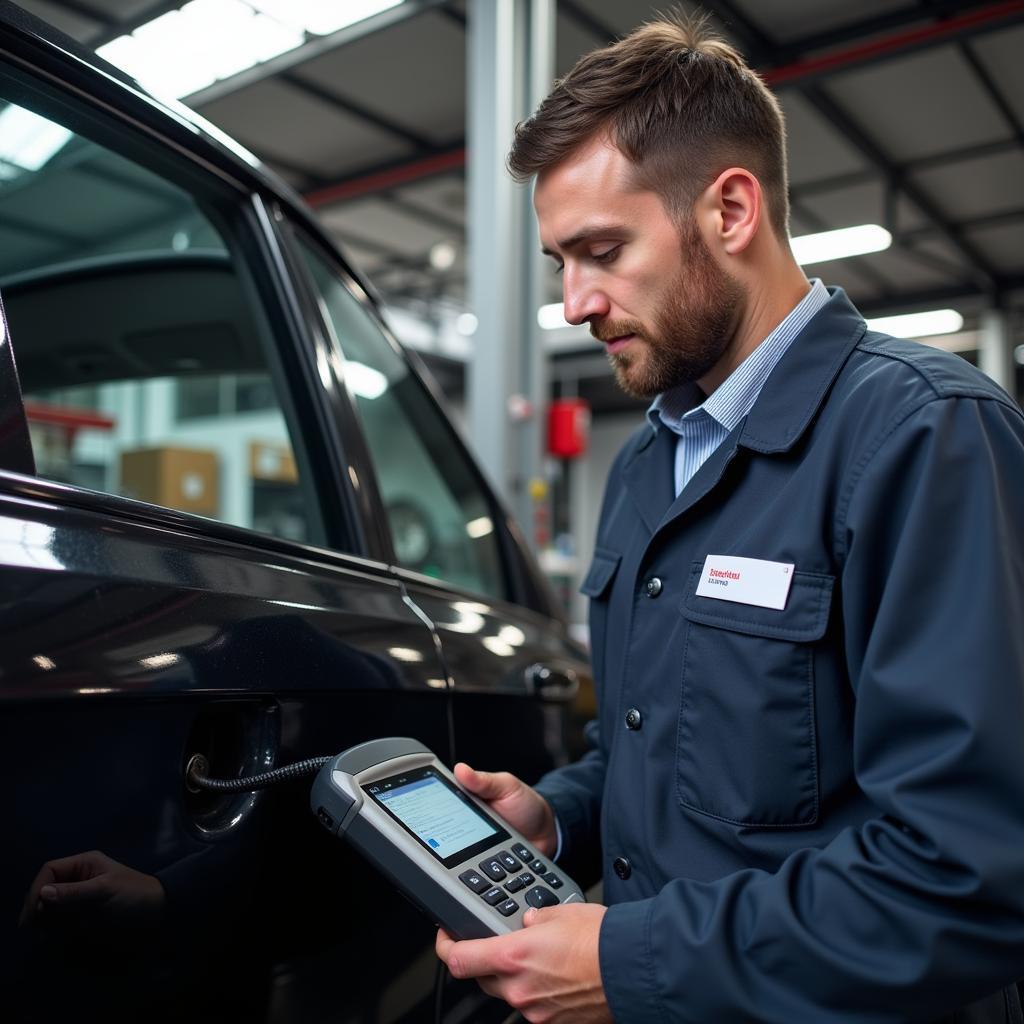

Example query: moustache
[590,319,645,343]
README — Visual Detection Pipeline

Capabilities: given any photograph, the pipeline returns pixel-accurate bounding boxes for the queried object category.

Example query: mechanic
[434,11,1024,1024]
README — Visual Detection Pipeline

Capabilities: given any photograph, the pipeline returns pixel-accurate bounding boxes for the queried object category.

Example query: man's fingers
[38,876,108,907]
[437,933,512,980]
[454,762,520,802]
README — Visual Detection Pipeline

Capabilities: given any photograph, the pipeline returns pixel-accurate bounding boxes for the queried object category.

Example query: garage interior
[9,0,1024,626]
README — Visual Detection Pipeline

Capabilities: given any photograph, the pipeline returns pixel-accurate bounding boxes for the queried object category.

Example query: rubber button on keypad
[524,886,559,909]
[511,842,533,862]
[482,886,506,906]
[542,872,563,890]
[497,898,519,917]
[459,869,490,894]
[480,858,507,881]
[497,849,520,871]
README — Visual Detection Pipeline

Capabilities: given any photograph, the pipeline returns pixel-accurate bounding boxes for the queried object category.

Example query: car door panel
[0,479,451,1023]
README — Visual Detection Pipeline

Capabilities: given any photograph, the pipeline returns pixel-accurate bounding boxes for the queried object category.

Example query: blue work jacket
[536,288,1024,1023]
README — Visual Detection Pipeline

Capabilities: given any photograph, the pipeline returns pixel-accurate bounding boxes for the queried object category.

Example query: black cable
[186,754,331,793]
[434,955,448,1024]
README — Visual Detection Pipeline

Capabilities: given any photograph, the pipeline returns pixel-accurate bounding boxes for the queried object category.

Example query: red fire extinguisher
[547,398,591,459]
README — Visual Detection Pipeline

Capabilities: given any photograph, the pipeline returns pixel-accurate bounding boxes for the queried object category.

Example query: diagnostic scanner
[311,737,585,940]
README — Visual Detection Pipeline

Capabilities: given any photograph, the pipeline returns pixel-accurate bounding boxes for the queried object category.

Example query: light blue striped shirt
[649,279,829,495]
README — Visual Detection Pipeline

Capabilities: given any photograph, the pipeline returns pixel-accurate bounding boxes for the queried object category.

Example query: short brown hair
[508,10,790,237]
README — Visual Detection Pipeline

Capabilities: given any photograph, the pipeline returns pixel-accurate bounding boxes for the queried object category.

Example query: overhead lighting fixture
[866,309,964,339]
[344,360,388,400]
[465,516,493,539]
[98,0,305,101]
[790,224,892,266]
[0,104,71,173]
[429,241,457,271]
[455,313,478,336]
[538,303,571,330]
[251,0,403,36]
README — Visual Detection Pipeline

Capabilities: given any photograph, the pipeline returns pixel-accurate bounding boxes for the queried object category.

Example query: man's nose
[562,270,610,326]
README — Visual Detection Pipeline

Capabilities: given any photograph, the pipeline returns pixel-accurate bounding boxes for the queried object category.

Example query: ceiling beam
[791,137,1021,199]
[185,0,453,109]
[305,148,465,208]
[761,0,1024,89]
[699,0,999,292]
[278,72,436,152]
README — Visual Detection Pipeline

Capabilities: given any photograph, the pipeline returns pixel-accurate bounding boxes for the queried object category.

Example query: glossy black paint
[0,4,590,1021]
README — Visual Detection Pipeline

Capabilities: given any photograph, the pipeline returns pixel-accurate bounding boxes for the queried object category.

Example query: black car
[0,4,591,1020]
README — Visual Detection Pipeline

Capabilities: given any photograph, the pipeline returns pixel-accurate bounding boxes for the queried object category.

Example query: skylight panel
[0,105,72,172]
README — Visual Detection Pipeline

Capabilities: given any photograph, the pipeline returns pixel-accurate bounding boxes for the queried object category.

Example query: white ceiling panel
[781,91,868,186]
[729,0,898,46]
[294,10,466,147]
[966,221,1024,275]
[912,149,1024,222]
[197,78,414,178]
[322,196,448,257]
[826,46,1010,162]
[971,24,1024,127]
[795,180,915,233]
[395,175,466,223]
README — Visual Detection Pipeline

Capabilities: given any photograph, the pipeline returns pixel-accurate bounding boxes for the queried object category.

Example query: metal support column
[467,0,554,546]
[979,307,1015,395]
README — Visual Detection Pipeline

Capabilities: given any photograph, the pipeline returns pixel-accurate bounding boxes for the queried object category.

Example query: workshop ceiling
[16,0,1024,339]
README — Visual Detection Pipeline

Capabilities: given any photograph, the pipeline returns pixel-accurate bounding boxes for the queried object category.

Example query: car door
[281,226,594,792]
[0,52,452,1024]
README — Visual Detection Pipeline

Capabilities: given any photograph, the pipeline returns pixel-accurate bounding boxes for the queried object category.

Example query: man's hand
[454,762,557,857]
[19,850,165,928]
[436,903,610,1023]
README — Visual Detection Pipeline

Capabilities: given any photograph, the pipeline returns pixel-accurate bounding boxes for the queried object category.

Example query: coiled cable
[185,753,331,793]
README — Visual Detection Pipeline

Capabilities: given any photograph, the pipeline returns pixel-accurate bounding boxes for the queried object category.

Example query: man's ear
[702,167,762,255]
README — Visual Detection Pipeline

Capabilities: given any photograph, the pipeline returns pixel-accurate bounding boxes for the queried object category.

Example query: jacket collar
[619,287,865,534]
[737,286,866,453]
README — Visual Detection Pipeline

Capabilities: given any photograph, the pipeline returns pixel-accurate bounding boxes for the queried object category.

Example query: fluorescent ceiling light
[429,241,457,271]
[538,303,571,330]
[251,0,403,36]
[456,313,478,336]
[98,0,305,100]
[345,360,388,400]
[866,309,964,339]
[790,224,891,265]
[466,516,493,539]
[0,105,71,172]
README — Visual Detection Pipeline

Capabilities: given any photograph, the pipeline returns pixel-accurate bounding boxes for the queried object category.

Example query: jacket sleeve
[534,718,606,872]
[599,395,1024,1023]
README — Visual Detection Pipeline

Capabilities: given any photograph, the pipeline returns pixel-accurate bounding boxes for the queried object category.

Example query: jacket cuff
[599,897,664,1024]
[534,779,590,862]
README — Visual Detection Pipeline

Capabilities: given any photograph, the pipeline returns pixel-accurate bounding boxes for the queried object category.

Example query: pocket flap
[580,548,621,598]
[682,561,834,642]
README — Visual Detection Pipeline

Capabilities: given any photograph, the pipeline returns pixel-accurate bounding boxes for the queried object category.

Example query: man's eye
[554,263,564,275]
[593,247,620,264]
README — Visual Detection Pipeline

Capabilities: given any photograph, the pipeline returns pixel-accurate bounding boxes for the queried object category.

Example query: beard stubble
[597,222,745,400]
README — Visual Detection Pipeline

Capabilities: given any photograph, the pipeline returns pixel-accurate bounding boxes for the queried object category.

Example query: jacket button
[645,577,663,598]
[624,708,642,730]
[613,857,632,880]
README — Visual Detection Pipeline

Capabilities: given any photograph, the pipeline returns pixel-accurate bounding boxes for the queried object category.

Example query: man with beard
[435,12,1024,1024]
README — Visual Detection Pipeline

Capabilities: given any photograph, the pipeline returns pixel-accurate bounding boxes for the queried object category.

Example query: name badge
[695,554,794,610]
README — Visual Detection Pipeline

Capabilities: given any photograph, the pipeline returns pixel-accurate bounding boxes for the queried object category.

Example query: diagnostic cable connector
[185,753,331,793]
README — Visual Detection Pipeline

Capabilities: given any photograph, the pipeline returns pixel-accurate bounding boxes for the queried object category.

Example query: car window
[293,235,508,600]
[0,98,317,545]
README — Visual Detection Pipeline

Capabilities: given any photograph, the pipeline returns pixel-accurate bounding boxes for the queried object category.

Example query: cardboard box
[120,447,219,516]
[249,441,298,484]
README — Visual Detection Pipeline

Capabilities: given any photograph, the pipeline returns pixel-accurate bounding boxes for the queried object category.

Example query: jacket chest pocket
[677,563,834,828]
[580,547,621,694]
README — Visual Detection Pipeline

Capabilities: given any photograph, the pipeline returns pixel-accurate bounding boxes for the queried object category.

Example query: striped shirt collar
[648,278,829,436]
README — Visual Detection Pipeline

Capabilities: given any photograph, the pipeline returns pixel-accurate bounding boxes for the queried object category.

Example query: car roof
[0,0,381,310]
